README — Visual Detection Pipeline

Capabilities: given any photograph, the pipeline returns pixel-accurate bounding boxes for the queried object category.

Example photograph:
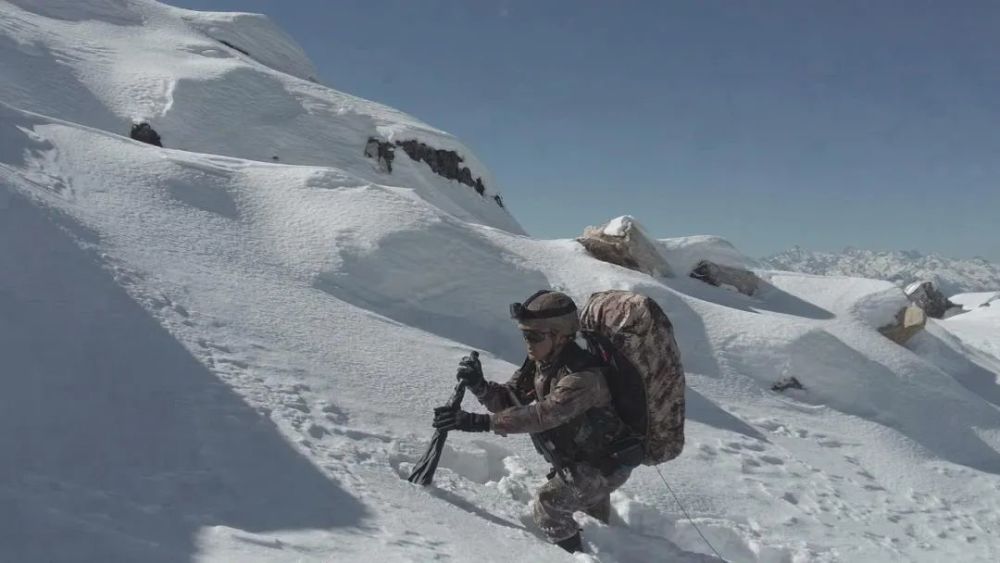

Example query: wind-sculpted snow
[0,0,520,234]
[5,0,145,26]
[4,2,1000,562]
[180,9,318,81]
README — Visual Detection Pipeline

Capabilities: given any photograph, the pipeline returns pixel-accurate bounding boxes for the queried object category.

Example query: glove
[432,405,491,432]
[456,352,485,390]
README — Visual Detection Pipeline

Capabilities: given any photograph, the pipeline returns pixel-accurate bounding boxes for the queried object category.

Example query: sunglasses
[521,329,550,344]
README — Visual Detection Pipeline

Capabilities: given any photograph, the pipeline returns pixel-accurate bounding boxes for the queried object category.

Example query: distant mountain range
[760,247,1000,296]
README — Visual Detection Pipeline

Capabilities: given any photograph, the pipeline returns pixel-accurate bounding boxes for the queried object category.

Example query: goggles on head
[509,290,577,321]
[520,329,550,344]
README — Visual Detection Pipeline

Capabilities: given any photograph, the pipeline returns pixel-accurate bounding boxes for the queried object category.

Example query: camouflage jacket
[472,342,627,464]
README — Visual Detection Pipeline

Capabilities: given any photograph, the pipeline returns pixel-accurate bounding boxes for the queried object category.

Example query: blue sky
[167,1,1000,260]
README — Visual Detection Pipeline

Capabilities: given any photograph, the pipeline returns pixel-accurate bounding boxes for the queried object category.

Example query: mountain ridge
[761,246,1000,296]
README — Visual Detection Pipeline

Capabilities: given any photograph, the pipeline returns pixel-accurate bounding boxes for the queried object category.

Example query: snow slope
[951,292,1000,311]
[0,0,518,235]
[4,2,1000,562]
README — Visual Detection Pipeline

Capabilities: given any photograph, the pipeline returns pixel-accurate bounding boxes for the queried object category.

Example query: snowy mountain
[3,2,1000,562]
[760,246,1000,297]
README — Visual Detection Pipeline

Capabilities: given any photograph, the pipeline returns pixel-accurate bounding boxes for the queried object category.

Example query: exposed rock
[904,281,958,319]
[364,137,394,173]
[878,304,927,345]
[493,194,504,208]
[130,122,162,147]
[577,216,673,278]
[772,376,804,392]
[395,139,486,196]
[689,260,761,296]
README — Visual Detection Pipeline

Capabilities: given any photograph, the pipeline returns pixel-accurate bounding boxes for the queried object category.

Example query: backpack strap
[561,340,604,373]
[579,330,649,440]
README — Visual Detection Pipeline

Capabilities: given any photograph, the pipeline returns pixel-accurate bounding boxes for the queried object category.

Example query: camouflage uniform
[472,341,632,542]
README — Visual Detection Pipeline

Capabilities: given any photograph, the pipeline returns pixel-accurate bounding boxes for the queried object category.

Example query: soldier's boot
[556,532,583,553]
[584,494,611,524]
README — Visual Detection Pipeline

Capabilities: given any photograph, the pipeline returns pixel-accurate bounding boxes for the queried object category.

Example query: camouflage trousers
[532,462,632,542]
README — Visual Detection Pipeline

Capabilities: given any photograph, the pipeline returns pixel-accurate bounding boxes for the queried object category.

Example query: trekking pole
[407,354,473,485]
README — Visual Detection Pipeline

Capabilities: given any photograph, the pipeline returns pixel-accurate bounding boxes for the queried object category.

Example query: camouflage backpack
[579,290,686,465]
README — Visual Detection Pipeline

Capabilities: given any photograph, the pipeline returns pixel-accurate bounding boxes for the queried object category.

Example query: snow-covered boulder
[878,304,928,345]
[577,216,673,277]
[905,280,958,319]
[689,260,761,296]
[655,235,754,275]
[849,285,927,345]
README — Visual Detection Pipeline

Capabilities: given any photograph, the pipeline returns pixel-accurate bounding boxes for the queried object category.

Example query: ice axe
[407,351,475,485]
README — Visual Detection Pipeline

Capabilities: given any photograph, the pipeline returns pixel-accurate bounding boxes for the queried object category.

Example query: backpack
[579,290,686,465]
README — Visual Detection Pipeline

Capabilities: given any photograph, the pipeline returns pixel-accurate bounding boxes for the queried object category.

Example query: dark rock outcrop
[395,139,487,196]
[130,122,162,147]
[772,377,804,392]
[364,137,395,173]
[689,260,760,296]
[904,281,958,319]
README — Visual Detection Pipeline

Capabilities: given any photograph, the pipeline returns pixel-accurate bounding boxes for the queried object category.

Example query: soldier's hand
[433,405,490,433]
[456,351,485,389]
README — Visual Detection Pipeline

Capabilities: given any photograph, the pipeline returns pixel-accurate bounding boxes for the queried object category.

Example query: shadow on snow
[0,188,368,563]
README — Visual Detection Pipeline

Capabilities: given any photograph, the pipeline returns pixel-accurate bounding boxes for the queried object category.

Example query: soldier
[432,290,633,553]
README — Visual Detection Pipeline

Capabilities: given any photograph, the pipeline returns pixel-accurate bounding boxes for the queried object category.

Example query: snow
[600,218,756,278]
[950,292,1000,310]
[0,0,518,235]
[4,2,1000,562]
[601,215,643,237]
[761,247,1000,297]
[657,235,756,276]
[180,9,318,81]
[937,304,1000,363]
